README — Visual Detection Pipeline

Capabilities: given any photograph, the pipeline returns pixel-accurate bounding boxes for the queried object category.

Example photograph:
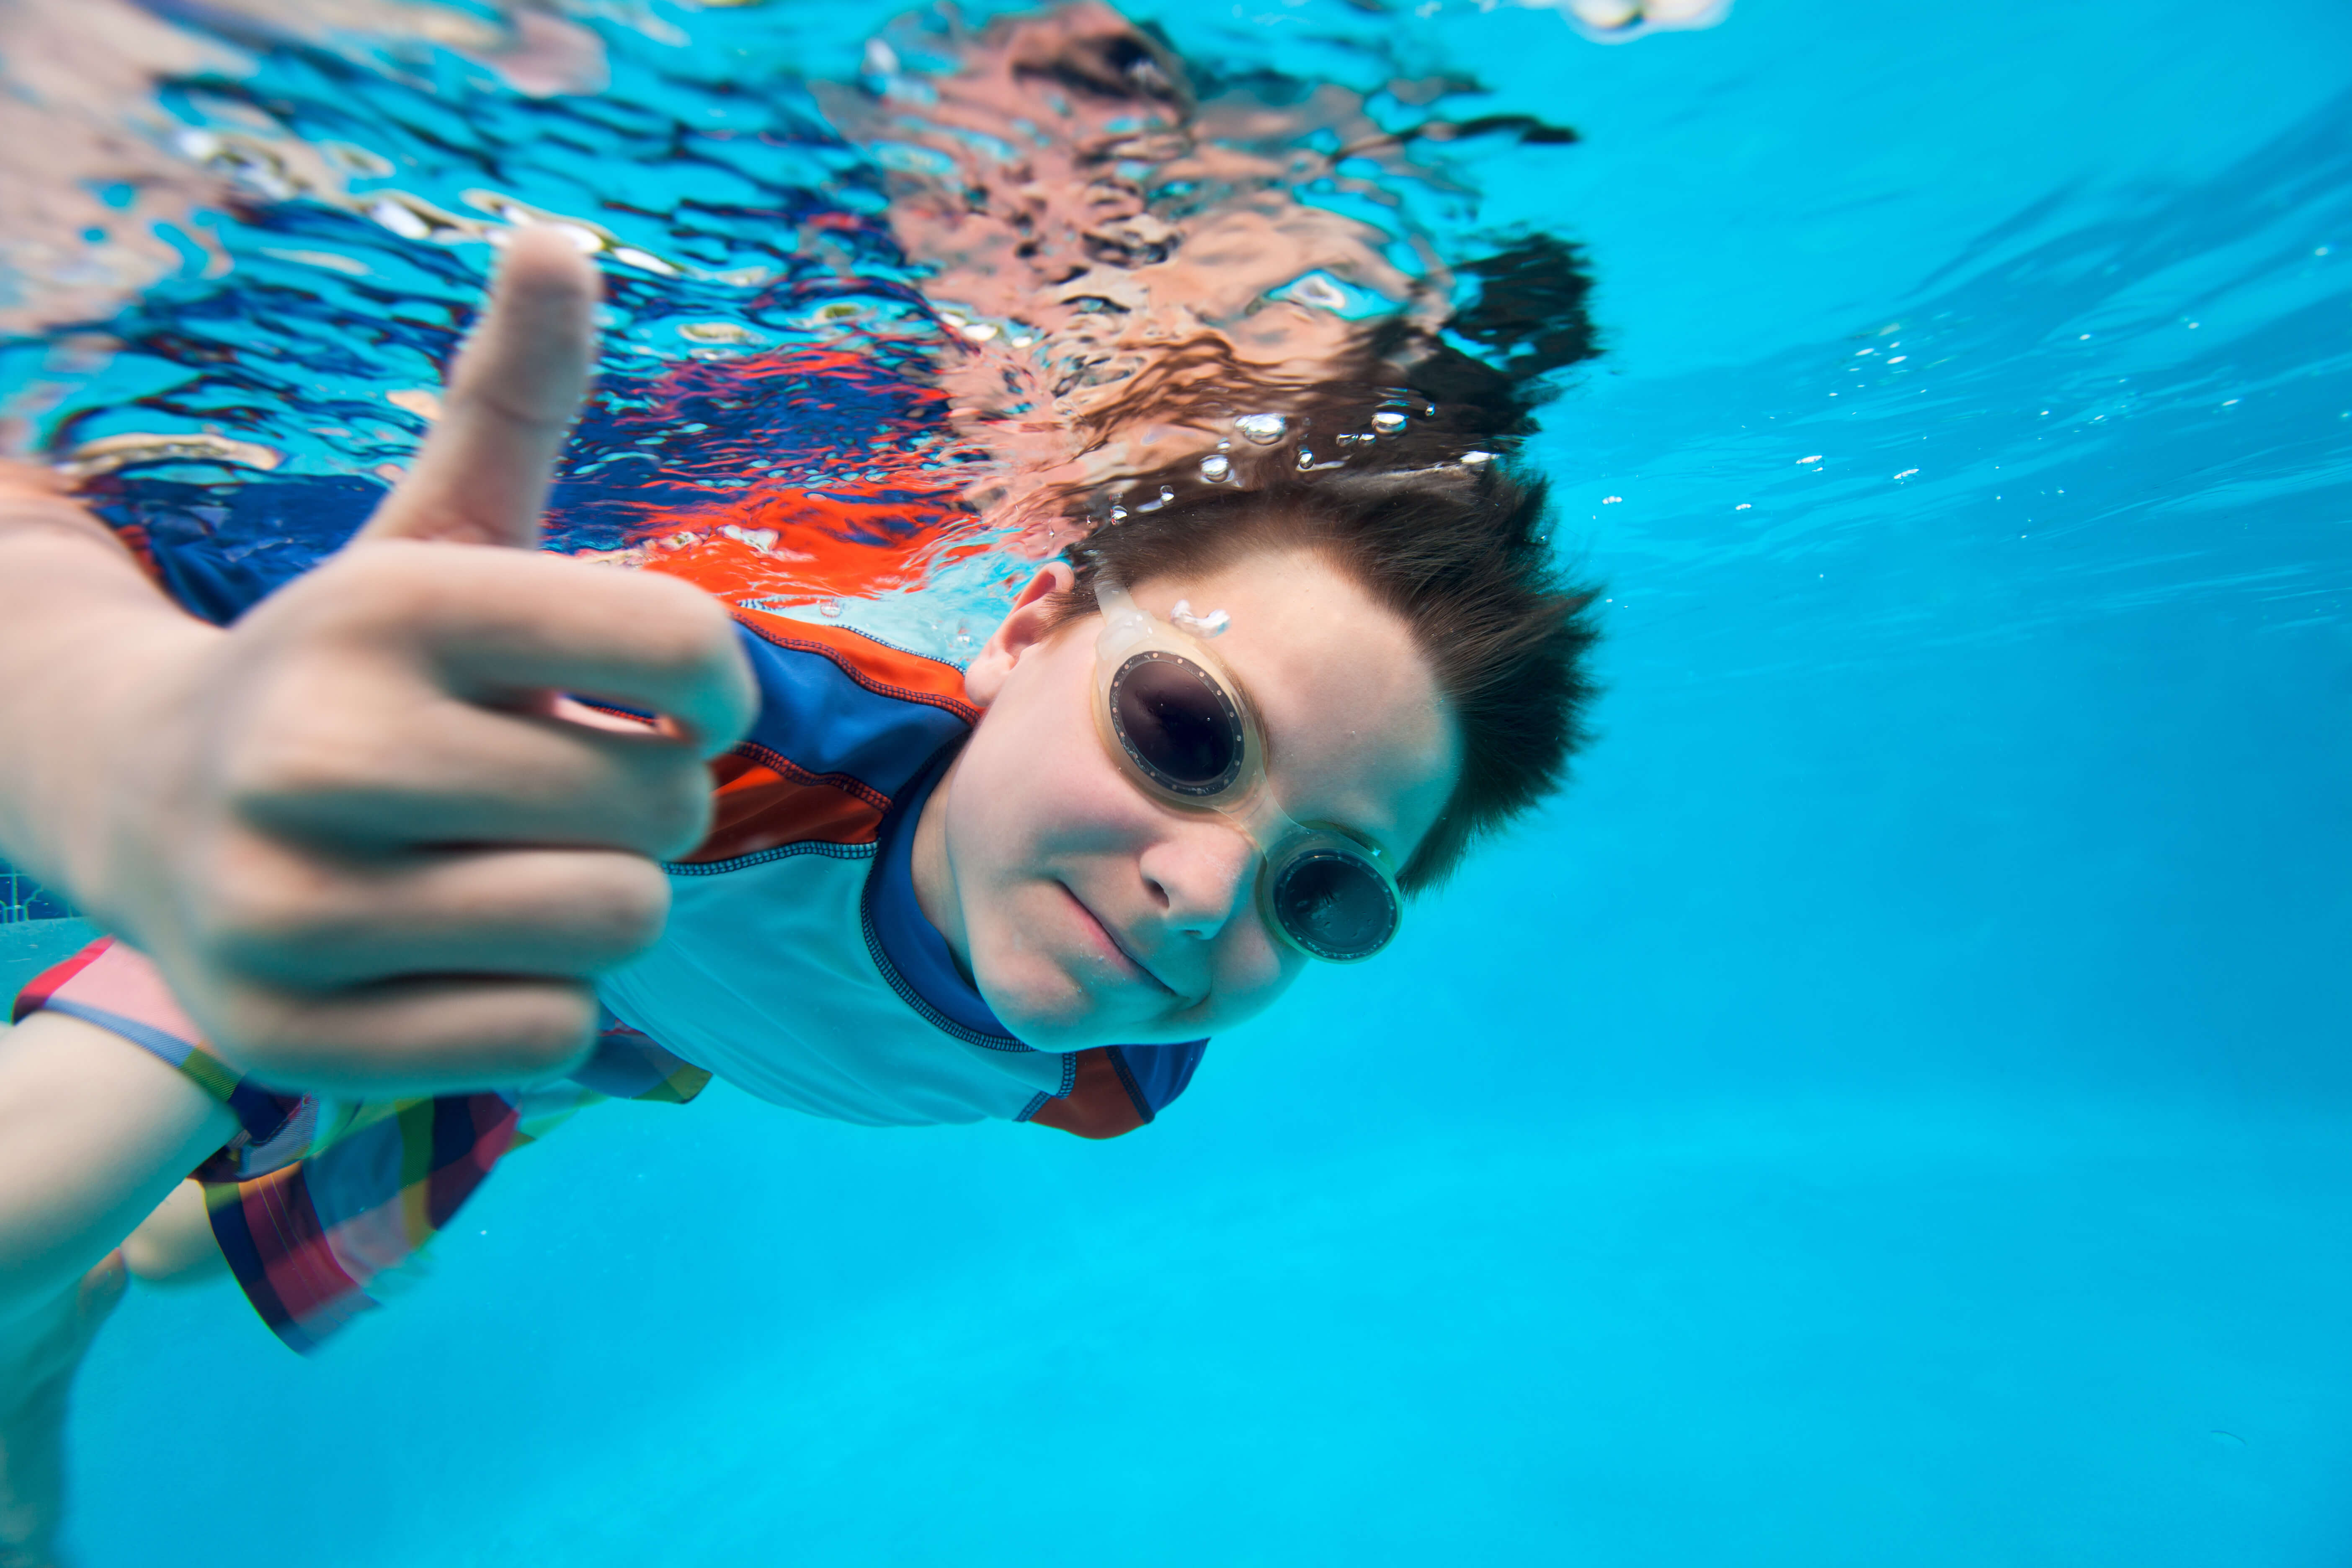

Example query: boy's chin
[979,963,1166,1053]
[973,963,1101,1052]
[986,988,1127,1054]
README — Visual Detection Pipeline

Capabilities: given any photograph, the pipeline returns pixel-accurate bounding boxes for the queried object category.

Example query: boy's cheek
[1194,950,1305,1034]
[1130,981,1287,1045]
[964,880,1093,1025]
[972,944,1108,1051]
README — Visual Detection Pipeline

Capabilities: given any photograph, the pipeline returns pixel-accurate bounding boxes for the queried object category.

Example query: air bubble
[1372,411,1406,435]
[1234,413,1287,445]
[1199,453,1231,482]
[1296,448,1315,469]
[370,199,432,241]
[818,598,843,618]
[1170,600,1230,638]
[1461,450,1493,467]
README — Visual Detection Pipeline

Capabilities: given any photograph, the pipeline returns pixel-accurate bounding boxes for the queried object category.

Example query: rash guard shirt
[54,522,1210,1140]
[604,594,1209,1137]
[5,542,1209,1353]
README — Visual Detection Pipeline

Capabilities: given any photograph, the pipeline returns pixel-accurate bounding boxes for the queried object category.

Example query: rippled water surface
[8,0,2352,1562]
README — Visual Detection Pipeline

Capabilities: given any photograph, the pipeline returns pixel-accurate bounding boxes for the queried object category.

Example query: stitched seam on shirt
[663,841,877,876]
[856,883,1031,1053]
[727,739,893,815]
[1107,1046,1156,1124]
[834,622,927,660]
[733,615,983,724]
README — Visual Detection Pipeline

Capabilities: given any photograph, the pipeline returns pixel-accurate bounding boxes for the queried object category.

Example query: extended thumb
[350,225,601,550]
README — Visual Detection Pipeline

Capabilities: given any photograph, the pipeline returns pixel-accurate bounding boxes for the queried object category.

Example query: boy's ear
[964,561,1080,707]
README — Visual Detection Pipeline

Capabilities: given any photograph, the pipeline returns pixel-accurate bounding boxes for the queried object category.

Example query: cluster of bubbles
[1079,400,1495,536]
[1192,406,1452,482]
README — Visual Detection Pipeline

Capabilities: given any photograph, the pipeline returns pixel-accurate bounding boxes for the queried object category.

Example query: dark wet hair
[946,5,1608,890]
[1042,452,1602,893]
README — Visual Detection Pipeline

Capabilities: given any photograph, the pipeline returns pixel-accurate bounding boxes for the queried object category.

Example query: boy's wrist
[59,614,221,944]
[0,512,217,931]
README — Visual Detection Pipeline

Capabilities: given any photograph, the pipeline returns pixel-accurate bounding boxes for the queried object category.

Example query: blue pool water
[7,0,2352,1561]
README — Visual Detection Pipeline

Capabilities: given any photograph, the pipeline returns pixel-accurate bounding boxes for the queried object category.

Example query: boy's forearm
[0,477,213,914]
[0,484,239,1315]
[0,1010,234,1325]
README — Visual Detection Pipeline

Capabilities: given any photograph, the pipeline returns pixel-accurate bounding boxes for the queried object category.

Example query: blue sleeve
[1110,1039,1209,1119]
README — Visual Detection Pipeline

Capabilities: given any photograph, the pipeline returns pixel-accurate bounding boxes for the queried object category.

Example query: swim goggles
[1091,576,1403,963]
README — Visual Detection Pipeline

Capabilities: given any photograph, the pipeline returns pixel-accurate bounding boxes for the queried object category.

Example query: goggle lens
[1094,591,1404,965]
[1108,652,1246,797]
[1266,844,1401,962]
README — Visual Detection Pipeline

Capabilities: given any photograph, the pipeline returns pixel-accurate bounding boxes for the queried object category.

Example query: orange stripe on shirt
[728,607,980,720]
[682,753,887,863]
[1026,1049,1149,1140]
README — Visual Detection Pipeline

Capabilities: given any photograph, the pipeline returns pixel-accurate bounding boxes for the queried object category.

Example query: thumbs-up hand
[45,228,756,1095]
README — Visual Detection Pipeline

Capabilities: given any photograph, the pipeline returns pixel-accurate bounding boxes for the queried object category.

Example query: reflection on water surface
[2,0,1605,655]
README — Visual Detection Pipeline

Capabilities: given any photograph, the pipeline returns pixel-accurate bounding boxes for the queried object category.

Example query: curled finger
[201,840,676,992]
[203,972,603,1098]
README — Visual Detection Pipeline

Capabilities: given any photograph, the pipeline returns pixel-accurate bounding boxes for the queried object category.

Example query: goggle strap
[1092,575,1157,661]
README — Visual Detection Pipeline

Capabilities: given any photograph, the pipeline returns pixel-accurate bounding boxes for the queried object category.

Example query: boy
[0,231,1596,1563]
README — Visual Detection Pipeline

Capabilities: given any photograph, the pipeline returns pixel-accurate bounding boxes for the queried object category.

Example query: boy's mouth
[1057,882,1181,1000]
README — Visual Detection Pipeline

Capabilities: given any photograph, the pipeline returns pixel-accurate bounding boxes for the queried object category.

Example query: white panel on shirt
[596,848,1065,1127]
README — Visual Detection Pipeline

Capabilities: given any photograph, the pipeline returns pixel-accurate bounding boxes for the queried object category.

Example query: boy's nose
[1136,818,1257,941]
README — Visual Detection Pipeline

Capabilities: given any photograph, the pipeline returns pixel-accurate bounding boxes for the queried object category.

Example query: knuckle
[307,543,441,626]
[579,859,670,957]
[490,986,599,1073]
[219,700,390,812]
[209,985,313,1074]
[332,542,540,646]
[356,568,443,631]
[639,762,713,855]
[220,732,339,810]
[201,841,337,957]
[222,979,599,1088]
[632,574,735,669]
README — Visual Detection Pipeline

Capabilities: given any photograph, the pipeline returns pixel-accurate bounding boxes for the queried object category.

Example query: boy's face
[912,547,1460,1051]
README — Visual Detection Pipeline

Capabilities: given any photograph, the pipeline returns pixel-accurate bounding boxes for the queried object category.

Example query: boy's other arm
[0,1010,231,1325]
[0,230,757,1096]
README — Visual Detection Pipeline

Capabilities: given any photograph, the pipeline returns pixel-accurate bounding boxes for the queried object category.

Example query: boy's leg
[0,1252,125,1568]
[119,1182,224,1289]
[0,1180,225,1568]
[0,1004,235,1567]
[0,1009,235,1322]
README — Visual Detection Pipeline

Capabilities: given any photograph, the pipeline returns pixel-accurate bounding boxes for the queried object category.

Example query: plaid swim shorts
[13,937,709,1353]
